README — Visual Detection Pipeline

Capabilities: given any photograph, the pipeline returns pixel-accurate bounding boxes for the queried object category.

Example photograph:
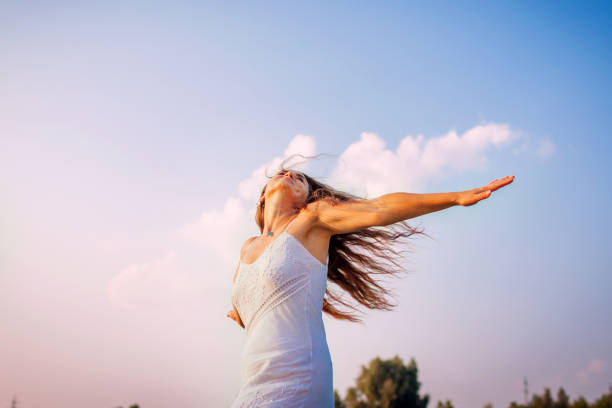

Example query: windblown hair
[254,155,429,323]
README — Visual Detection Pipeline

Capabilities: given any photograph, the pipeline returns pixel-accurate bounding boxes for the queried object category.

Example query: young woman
[228,164,514,407]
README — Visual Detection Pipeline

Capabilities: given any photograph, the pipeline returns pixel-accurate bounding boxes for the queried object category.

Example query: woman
[228,162,514,407]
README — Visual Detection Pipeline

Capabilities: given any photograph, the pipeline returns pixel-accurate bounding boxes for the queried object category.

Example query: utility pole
[523,376,529,406]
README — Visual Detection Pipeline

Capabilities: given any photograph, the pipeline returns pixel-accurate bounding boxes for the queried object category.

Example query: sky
[1,1,611,407]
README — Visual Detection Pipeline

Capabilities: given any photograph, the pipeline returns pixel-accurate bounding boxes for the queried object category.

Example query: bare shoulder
[306,197,382,235]
[304,198,337,220]
[305,196,359,214]
[305,198,331,211]
[240,236,258,258]
[299,201,333,240]
[233,236,258,284]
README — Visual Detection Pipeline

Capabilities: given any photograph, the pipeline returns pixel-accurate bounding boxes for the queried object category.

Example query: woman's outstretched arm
[314,175,514,234]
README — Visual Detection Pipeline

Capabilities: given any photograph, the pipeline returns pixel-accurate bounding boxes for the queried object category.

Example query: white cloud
[330,122,519,198]
[284,134,317,160]
[107,134,318,310]
[238,134,316,201]
[107,251,196,311]
[182,134,317,260]
[108,124,525,311]
[178,196,253,263]
[511,135,555,160]
[577,358,606,385]
[536,138,556,159]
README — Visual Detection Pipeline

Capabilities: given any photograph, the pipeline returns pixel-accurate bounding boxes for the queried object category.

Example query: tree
[336,355,430,408]
[529,387,554,408]
[569,396,588,408]
[436,400,454,408]
[335,389,347,408]
[345,386,369,408]
[554,388,569,408]
[590,392,612,408]
[508,386,612,408]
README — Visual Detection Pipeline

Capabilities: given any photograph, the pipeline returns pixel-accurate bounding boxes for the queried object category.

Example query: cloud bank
[107,122,540,310]
[330,122,520,197]
[577,358,606,385]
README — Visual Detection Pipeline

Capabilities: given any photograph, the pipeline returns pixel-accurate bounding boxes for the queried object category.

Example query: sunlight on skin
[227,170,306,328]
[456,175,515,207]
[226,174,515,327]
[263,170,309,207]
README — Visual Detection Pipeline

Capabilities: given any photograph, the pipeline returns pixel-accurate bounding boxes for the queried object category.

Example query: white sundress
[230,216,333,407]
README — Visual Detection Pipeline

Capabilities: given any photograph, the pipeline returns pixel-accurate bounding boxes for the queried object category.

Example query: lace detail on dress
[247,273,309,333]
[229,215,332,407]
[232,383,310,408]
[233,230,312,334]
[232,381,310,407]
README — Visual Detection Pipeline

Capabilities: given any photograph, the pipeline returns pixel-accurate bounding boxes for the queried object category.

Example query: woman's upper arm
[232,263,239,284]
[310,198,383,235]
[233,236,257,283]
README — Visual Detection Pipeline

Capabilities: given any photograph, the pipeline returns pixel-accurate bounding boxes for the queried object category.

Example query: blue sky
[1,2,611,407]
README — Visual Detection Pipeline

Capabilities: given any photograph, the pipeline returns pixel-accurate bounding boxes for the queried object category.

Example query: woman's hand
[456,175,515,207]
[227,308,245,329]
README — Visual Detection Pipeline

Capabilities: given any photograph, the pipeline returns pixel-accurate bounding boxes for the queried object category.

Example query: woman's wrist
[452,191,461,206]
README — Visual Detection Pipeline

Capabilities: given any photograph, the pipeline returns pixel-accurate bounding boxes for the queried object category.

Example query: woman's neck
[262,195,300,235]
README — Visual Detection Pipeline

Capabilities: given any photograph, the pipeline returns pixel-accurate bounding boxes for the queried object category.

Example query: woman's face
[264,170,309,205]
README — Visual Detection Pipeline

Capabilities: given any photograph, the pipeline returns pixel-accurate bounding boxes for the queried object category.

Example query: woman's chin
[267,182,295,197]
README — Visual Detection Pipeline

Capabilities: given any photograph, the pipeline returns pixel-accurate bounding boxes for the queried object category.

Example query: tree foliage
[508,386,611,408]
[334,354,612,408]
[335,355,430,408]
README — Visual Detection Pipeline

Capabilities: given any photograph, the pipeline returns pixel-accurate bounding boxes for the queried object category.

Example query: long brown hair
[255,155,429,323]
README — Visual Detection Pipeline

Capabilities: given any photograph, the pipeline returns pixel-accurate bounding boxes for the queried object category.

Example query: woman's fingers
[495,175,514,190]
[487,175,514,191]
[458,176,514,206]
[227,309,244,327]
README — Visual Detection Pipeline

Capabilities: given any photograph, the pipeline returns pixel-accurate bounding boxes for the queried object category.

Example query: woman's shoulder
[240,236,258,256]
[304,198,334,214]
[304,197,352,220]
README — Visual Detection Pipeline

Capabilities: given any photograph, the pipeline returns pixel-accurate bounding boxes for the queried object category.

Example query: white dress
[230,217,333,407]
